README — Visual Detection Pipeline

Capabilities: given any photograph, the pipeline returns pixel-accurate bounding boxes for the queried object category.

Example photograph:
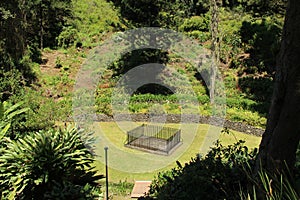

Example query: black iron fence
[126,124,181,154]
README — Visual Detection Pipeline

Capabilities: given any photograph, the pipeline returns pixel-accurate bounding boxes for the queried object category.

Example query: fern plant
[0,127,103,199]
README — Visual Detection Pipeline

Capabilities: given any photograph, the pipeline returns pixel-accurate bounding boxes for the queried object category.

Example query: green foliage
[95,67,267,127]
[0,101,29,140]
[253,0,287,16]
[239,16,283,73]
[0,68,24,101]
[221,0,287,16]
[55,57,63,69]
[226,97,257,110]
[0,47,38,102]
[109,180,134,197]
[112,0,210,28]
[44,181,102,200]
[0,127,103,199]
[9,88,72,133]
[238,75,273,102]
[218,10,248,67]
[61,0,121,48]
[178,14,211,42]
[147,140,300,199]
[179,15,210,32]
[227,107,266,127]
[0,0,73,92]
[0,0,72,55]
[147,140,257,200]
[57,26,79,48]
[109,49,169,77]
[256,171,298,199]
[240,165,299,200]
[158,0,210,28]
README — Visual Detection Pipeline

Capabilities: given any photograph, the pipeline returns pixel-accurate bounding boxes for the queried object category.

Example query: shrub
[57,26,79,48]
[71,0,122,47]
[240,159,299,200]
[178,14,211,43]
[0,127,103,199]
[9,89,69,132]
[146,141,300,199]
[147,140,257,200]
[218,10,248,67]
[43,181,102,200]
[226,107,266,128]
[179,15,210,33]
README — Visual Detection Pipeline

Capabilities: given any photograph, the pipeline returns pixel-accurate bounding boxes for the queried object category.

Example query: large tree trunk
[256,0,300,171]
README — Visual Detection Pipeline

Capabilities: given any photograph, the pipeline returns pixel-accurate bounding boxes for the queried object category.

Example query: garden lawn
[93,122,261,183]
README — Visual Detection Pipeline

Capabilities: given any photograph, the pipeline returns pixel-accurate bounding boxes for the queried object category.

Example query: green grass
[93,122,261,183]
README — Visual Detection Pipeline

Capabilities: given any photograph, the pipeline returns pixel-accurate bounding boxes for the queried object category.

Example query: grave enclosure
[125,124,181,155]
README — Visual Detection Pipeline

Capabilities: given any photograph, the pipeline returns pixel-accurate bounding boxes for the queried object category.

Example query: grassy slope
[36,0,269,129]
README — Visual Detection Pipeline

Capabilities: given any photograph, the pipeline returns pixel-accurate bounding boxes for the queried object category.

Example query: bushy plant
[179,14,211,42]
[70,0,122,48]
[146,140,257,200]
[8,88,73,133]
[146,140,300,200]
[43,181,102,200]
[57,26,79,48]
[218,10,248,67]
[227,107,266,128]
[179,15,210,33]
[0,127,103,199]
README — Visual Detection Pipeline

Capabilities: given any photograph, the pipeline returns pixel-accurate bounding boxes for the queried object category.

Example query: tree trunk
[210,0,220,104]
[256,0,300,171]
[40,1,44,50]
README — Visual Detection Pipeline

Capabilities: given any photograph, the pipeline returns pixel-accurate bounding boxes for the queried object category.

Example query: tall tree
[0,0,72,101]
[256,0,300,171]
[0,0,27,63]
[209,0,220,103]
[0,0,72,60]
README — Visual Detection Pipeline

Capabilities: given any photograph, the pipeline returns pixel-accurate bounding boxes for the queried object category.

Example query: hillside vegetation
[0,0,292,199]
[1,0,285,129]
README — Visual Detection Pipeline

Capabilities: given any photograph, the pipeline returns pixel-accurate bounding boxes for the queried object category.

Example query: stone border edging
[94,114,264,137]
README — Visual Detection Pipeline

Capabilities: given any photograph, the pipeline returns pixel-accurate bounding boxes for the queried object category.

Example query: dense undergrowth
[143,139,300,200]
[0,0,284,130]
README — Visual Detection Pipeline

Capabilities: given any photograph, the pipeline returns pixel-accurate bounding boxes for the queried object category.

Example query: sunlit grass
[93,122,261,183]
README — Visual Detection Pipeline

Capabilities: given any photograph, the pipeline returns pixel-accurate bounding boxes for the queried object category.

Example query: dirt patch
[40,51,65,76]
